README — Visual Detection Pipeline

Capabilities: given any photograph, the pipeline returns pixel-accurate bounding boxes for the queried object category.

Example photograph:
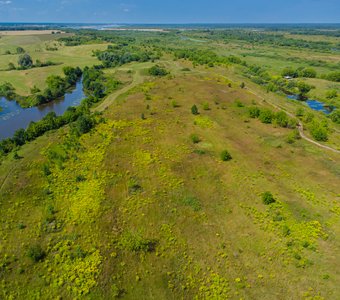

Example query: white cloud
[0,0,12,4]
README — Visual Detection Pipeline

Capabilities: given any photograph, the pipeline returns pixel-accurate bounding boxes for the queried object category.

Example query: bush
[191,105,199,115]
[118,232,157,253]
[18,53,33,69]
[286,129,300,144]
[221,150,232,161]
[171,100,180,108]
[249,106,261,118]
[190,134,200,144]
[202,102,210,110]
[259,109,274,124]
[148,65,168,76]
[27,245,46,262]
[309,121,328,142]
[262,191,275,205]
[274,111,289,127]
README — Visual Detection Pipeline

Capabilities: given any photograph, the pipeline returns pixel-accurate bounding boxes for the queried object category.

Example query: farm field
[0,26,339,299]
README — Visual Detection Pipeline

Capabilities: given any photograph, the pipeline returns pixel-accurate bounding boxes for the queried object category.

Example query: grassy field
[0,34,108,95]
[0,29,339,299]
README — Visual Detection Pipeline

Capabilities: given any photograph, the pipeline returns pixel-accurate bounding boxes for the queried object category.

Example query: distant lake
[0,80,85,140]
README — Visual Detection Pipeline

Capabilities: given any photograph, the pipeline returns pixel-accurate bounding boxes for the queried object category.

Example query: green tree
[262,192,275,205]
[259,109,274,124]
[221,150,232,161]
[191,105,199,115]
[18,53,33,69]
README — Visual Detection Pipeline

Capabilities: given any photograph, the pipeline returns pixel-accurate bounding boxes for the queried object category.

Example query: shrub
[329,110,340,124]
[309,121,328,142]
[286,129,300,144]
[262,191,275,205]
[259,109,274,124]
[275,111,289,127]
[295,108,305,117]
[148,65,168,76]
[202,102,210,110]
[221,150,232,161]
[191,105,199,115]
[171,100,180,108]
[27,245,46,262]
[240,82,245,89]
[249,106,261,118]
[118,232,157,253]
[190,134,201,144]
[235,100,244,107]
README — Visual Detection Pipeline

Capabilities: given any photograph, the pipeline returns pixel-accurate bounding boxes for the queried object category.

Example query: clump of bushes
[148,65,169,76]
[262,191,276,205]
[221,150,232,161]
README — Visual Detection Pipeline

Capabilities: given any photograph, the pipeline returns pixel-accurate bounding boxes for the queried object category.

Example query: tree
[16,47,25,54]
[262,191,275,205]
[148,65,168,76]
[221,150,232,161]
[296,81,313,99]
[191,105,199,115]
[240,82,245,89]
[18,53,33,69]
[8,62,15,70]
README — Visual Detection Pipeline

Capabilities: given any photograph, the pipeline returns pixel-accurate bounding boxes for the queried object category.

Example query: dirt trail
[246,88,340,154]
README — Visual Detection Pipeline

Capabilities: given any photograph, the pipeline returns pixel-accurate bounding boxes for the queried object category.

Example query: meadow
[0,27,339,299]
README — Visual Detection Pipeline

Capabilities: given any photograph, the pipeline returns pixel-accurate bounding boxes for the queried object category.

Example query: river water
[0,80,85,140]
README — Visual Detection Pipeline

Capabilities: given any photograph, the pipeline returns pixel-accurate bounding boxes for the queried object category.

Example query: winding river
[0,80,85,140]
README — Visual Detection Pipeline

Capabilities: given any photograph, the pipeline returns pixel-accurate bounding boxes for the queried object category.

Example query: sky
[0,0,339,24]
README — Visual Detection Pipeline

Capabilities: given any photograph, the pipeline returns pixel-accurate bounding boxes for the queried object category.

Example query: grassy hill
[0,29,339,299]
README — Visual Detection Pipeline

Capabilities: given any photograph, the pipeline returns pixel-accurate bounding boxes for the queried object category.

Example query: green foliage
[309,121,328,141]
[27,245,46,262]
[202,102,210,110]
[118,231,157,253]
[148,65,169,76]
[286,129,301,144]
[191,104,199,115]
[220,150,232,161]
[326,89,338,99]
[248,106,261,118]
[329,110,340,124]
[181,196,202,211]
[295,107,305,117]
[259,109,274,124]
[262,191,276,205]
[190,134,201,144]
[171,100,180,108]
[18,53,33,69]
[240,82,245,89]
[275,111,289,127]
[16,47,25,54]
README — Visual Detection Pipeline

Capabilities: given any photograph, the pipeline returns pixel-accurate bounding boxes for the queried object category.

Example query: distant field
[0,33,107,94]
[0,30,65,36]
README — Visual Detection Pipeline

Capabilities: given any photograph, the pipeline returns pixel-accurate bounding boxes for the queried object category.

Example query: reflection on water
[0,80,85,140]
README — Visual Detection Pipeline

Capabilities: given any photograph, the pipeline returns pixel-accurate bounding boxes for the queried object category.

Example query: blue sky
[0,0,339,23]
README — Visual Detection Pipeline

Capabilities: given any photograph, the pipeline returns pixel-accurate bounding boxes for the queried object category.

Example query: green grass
[0,30,339,299]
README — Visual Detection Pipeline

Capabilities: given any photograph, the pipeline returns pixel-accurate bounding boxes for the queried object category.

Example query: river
[0,80,85,140]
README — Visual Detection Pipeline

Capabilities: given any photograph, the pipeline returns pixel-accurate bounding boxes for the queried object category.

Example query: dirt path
[95,65,147,112]
[246,88,340,154]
